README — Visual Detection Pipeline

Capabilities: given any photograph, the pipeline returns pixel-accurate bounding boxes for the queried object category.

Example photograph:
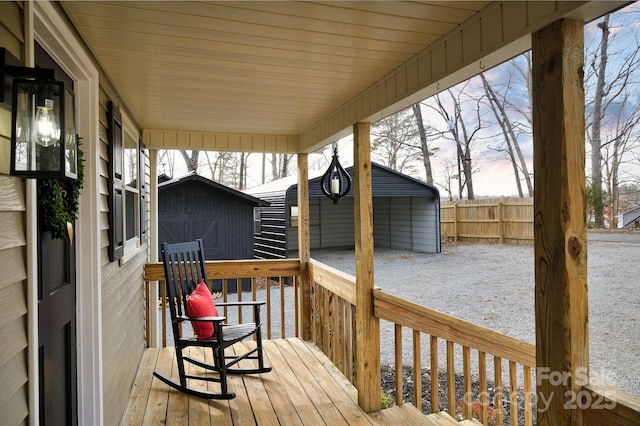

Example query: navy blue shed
[158,173,268,261]
[247,163,441,259]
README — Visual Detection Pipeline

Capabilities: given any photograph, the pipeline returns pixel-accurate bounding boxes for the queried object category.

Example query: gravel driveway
[310,231,640,397]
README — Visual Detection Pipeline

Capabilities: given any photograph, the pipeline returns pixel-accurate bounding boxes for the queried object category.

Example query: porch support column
[532,19,588,426]
[353,121,381,412]
[149,149,159,347]
[297,153,311,340]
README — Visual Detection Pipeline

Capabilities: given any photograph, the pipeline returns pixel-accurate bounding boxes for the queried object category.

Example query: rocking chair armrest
[216,301,266,308]
[176,314,226,323]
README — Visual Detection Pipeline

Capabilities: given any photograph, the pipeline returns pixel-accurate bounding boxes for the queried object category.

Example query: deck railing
[307,259,536,425]
[374,290,536,425]
[143,259,302,346]
[143,257,640,425]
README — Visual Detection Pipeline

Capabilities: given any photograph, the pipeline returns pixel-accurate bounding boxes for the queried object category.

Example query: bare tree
[589,14,611,227]
[268,153,294,180]
[157,149,177,177]
[238,152,250,190]
[429,84,485,200]
[585,12,640,227]
[412,102,437,184]
[602,97,640,227]
[370,108,420,173]
[436,159,459,201]
[179,150,199,173]
[480,72,533,197]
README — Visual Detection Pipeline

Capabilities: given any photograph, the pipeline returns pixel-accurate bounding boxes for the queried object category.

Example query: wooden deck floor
[120,338,476,425]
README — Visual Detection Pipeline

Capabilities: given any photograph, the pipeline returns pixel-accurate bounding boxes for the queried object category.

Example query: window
[253,207,262,235]
[123,129,139,246]
[290,205,298,227]
[108,101,146,262]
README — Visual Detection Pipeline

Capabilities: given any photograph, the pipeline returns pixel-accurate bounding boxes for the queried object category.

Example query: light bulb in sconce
[331,172,340,195]
[34,97,59,147]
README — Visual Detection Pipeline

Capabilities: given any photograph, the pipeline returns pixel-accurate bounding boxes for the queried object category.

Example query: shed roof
[160,172,269,206]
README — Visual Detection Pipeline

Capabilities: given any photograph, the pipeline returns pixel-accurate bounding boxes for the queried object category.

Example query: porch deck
[120,338,477,425]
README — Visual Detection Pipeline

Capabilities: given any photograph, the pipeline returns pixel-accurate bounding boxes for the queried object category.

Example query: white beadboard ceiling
[60,1,625,152]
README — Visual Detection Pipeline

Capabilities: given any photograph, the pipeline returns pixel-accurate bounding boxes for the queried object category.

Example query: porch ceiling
[60,1,627,153]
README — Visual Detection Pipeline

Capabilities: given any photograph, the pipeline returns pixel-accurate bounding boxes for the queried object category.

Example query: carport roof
[247,162,439,199]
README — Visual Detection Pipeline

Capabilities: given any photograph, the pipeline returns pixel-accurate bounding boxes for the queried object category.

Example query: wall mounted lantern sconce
[320,146,351,204]
[2,47,76,180]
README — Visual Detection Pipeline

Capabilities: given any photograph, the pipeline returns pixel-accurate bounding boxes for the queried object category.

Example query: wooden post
[532,19,588,426]
[453,202,459,242]
[353,122,381,412]
[297,153,311,340]
[498,200,504,244]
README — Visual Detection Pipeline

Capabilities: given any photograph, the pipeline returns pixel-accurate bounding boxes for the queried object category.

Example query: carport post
[353,121,381,412]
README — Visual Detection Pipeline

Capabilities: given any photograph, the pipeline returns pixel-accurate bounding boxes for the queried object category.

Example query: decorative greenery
[38,136,85,240]
[380,391,394,409]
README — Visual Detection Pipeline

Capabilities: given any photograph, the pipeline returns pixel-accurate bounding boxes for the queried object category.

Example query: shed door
[159,212,221,259]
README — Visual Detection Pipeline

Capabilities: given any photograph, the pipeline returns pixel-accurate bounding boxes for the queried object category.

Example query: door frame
[27,2,102,425]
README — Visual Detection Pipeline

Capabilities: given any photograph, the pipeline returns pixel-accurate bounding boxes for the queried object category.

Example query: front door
[38,211,77,426]
[38,197,78,425]
[35,42,78,426]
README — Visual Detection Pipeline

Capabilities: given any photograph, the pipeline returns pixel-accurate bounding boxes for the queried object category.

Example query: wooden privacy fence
[441,197,534,244]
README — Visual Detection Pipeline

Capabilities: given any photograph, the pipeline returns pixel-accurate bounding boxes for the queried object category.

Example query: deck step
[459,419,484,425]
[426,411,462,425]
[425,410,485,425]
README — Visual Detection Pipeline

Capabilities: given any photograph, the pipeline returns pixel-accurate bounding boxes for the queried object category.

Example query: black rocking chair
[153,239,271,400]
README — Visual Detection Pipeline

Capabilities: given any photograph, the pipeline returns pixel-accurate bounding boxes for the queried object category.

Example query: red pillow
[186,280,219,339]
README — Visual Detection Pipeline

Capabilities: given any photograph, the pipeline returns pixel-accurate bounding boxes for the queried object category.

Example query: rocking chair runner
[153,239,271,400]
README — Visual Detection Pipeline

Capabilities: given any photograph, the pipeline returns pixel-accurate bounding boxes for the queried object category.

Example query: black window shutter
[107,101,124,261]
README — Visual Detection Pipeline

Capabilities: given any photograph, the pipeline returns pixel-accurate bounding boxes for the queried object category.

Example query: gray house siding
[98,87,147,426]
[0,5,30,425]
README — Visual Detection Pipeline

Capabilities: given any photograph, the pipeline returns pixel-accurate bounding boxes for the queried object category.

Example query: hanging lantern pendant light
[320,146,351,204]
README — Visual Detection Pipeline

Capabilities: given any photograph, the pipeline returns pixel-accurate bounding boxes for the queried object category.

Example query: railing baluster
[266,277,271,339]
[293,275,299,337]
[479,350,487,424]
[280,276,285,338]
[413,330,421,410]
[524,365,532,426]
[237,278,243,323]
[447,341,455,415]
[494,356,503,425]
[430,335,439,413]
[222,278,228,323]
[161,280,167,347]
[394,324,403,406]
[510,360,518,426]
[463,345,472,419]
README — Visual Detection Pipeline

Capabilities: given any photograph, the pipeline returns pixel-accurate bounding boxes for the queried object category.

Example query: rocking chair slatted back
[153,239,272,400]
[163,240,207,321]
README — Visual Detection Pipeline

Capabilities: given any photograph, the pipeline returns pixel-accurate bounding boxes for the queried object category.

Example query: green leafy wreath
[38,136,85,240]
